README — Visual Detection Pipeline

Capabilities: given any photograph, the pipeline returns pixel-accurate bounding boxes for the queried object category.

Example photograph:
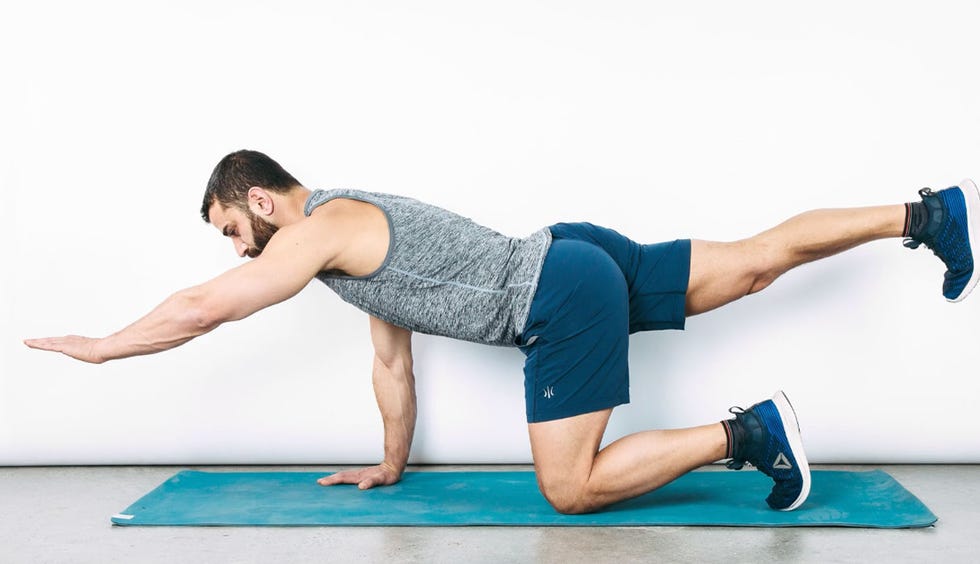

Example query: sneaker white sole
[949,178,980,303]
[772,390,811,511]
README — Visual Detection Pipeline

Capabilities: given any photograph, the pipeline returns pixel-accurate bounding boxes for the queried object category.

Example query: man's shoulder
[280,198,389,275]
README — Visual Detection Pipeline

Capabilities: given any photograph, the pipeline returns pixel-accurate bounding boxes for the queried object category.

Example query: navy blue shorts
[517,223,691,423]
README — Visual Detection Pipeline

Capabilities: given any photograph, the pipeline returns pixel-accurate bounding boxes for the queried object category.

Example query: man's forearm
[28,240,324,364]
[96,287,219,361]
[372,357,417,473]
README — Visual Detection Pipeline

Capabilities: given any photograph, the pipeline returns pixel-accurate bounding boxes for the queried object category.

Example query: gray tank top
[305,189,552,346]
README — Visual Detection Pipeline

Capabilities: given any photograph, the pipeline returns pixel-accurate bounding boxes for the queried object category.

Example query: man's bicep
[369,316,413,369]
[197,238,326,323]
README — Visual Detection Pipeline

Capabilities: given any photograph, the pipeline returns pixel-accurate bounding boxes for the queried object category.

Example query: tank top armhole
[304,189,396,281]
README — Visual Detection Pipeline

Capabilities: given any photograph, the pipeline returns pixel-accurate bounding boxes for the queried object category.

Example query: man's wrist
[380,460,404,476]
[91,337,112,363]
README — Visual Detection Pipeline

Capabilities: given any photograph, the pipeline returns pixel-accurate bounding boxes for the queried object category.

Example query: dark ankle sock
[904,201,928,239]
[721,418,745,460]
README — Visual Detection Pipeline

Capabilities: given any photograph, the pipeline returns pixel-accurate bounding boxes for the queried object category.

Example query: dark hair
[201,150,303,222]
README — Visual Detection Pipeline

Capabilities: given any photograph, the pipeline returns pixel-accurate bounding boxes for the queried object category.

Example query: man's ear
[246,187,275,217]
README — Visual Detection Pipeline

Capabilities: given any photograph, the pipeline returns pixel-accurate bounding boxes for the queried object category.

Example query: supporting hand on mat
[23,336,106,364]
[317,462,402,490]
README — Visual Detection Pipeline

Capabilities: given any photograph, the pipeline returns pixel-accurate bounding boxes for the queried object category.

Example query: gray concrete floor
[0,464,977,564]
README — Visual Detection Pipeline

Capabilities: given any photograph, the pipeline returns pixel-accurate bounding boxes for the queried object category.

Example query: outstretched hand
[23,336,106,364]
[317,462,403,490]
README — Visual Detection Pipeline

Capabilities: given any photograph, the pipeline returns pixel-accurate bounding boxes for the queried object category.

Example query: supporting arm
[372,318,417,476]
[319,316,416,489]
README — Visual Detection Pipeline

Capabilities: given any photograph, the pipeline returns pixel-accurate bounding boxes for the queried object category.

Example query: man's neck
[273,187,314,227]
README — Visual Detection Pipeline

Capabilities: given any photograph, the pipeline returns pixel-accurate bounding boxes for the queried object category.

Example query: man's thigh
[686,239,771,316]
[528,408,613,500]
[519,239,631,422]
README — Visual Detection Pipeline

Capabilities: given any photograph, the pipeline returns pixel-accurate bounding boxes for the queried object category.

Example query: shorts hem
[629,318,686,333]
[526,394,630,424]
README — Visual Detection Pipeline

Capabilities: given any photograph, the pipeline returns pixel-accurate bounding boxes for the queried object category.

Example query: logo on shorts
[543,386,555,399]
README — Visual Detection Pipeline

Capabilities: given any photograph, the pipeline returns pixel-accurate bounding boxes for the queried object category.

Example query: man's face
[208,202,279,258]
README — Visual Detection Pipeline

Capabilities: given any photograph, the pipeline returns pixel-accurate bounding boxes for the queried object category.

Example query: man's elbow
[375,349,414,375]
[174,289,226,333]
[191,308,223,333]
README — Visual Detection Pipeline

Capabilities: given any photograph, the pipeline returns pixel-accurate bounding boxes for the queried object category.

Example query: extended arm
[24,223,330,363]
[318,315,416,489]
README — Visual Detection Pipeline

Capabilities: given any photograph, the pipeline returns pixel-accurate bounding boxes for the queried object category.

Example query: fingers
[316,471,380,489]
[23,336,104,364]
[23,338,63,352]
[357,471,396,490]
[24,336,82,353]
[317,466,398,490]
[357,475,382,490]
[317,471,357,486]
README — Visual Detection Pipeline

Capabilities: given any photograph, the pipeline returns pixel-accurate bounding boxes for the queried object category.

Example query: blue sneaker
[904,179,980,302]
[724,391,811,511]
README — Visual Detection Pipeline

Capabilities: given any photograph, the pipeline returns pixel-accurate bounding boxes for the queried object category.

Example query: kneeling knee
[541,485,598,515]
[548,496,594,515]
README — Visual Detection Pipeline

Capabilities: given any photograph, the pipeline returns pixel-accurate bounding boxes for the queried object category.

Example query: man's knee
[537,476,598,515]
[527,409,612,514]
[737,238,785,295]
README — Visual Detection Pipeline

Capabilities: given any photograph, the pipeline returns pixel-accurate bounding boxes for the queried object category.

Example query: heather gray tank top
[305,189,552,346]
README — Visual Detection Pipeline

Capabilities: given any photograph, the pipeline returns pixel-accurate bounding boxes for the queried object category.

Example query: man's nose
[233,238,247,257]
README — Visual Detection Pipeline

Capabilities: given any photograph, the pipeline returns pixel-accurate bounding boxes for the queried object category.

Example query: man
[25,150,979,514]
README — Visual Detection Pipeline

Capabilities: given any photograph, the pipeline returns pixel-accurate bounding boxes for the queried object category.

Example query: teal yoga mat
[111,469,936,528]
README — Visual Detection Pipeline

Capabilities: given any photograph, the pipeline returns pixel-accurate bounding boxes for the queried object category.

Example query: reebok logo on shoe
[773,452,793,470]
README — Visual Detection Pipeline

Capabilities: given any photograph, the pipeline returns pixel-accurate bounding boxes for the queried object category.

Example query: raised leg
[685,205,906,316]
[528,409,727,514]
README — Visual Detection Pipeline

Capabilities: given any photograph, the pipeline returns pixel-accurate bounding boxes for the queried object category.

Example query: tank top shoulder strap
[304,188,385,216]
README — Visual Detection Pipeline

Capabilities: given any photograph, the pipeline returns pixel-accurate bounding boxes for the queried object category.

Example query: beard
[245,209,280,258]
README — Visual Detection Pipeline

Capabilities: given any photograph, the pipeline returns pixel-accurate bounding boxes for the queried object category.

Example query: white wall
[4,1,980,465]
